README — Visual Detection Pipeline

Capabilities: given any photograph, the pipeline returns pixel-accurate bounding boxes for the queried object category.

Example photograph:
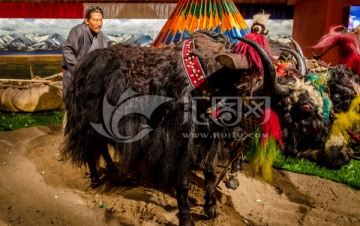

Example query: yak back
[62,31,236,185]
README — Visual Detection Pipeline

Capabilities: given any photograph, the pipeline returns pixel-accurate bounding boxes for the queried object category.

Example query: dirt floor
[0,125,359,226]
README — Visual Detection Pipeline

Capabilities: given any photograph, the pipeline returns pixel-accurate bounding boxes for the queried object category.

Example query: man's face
[85,12,103,34]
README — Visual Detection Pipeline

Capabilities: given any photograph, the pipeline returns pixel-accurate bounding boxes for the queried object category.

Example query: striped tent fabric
[151,0,250,48]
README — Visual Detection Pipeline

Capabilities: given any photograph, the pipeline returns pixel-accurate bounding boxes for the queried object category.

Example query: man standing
[61,6,115,189]
[62,6,108,99]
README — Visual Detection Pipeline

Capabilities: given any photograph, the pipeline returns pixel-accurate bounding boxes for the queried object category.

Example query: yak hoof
[204,205,219,218]
[106,162,118,174]
[177,213,195,226]
[91,177,102,189]
[225,177,239,190]
[179,220,195,226]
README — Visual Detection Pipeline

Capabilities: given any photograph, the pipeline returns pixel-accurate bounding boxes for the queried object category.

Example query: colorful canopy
[151,0,250,48]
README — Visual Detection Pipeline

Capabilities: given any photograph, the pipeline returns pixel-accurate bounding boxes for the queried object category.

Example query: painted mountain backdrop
[0,32,160,53]
[0,32,292,54]
[0,19,292,53]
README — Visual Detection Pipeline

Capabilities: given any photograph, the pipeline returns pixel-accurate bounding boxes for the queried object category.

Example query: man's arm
[62,26,83,75]
[102,32,109,48]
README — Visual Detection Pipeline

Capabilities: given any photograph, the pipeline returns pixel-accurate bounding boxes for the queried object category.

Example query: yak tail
[61,48,112,167]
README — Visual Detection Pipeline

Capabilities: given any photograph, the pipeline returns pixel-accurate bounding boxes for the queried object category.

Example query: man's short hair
[84,6,103,20]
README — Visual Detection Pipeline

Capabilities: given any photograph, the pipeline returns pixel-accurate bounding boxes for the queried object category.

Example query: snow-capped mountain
[0,32,297,54]
[0,33,65,52]
[106,31,158,47]
[0,31,159,53]
[0,34,18,45]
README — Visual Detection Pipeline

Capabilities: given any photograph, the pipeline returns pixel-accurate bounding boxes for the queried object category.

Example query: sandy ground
[0,125,359,226]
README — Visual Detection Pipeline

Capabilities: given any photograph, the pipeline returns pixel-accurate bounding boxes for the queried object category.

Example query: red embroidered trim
[182,39,221,119]
[182,39,213,98]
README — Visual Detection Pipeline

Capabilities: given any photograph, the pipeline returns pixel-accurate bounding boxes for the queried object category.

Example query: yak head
[242,38,356,170]
[269,38,360,169]
[275,49,358,169]
[273,75,350,169]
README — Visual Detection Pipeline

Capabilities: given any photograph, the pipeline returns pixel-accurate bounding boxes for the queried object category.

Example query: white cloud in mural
[0,19,23,32]
[0,19,82,37]
[102,19,167,35]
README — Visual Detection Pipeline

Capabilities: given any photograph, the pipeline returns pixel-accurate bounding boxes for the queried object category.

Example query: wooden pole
[30,64,35,79]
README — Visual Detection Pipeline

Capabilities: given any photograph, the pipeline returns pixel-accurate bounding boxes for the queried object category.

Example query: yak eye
[302,104,310,111]
[333,93,340,102]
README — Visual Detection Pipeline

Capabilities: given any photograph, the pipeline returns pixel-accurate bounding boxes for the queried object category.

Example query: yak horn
[216,53,250,70]
[280,48,307,76]
[289,38,305,59]
[236,37,289,96]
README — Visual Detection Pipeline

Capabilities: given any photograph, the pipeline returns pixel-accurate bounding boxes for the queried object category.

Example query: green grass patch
[0,110,64,131]
[273,154,360,190]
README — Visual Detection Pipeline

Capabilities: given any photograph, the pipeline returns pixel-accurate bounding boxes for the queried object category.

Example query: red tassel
[260,108,283,149]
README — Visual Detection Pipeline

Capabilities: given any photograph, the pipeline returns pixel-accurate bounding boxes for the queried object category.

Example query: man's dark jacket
[62,22,108,98]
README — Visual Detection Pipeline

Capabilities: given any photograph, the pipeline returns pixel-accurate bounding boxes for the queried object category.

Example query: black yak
[269,47,359,167]
[62,31,280,225]
[273,46,360,165]
[277,42,360,164]
[224,45,356,189]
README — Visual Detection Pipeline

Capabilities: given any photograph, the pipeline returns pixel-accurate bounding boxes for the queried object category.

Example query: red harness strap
[182,39,222,118]
[182,39,212,95]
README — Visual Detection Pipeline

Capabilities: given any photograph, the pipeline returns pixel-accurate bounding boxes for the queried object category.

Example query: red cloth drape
[0,2,84,18]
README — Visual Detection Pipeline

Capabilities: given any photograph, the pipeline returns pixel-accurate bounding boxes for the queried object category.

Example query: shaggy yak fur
[62,31,258,226]
[320,65,360,162]
[327,65,360,113]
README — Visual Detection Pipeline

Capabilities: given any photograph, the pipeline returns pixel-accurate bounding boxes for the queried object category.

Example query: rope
[216,134,251,187]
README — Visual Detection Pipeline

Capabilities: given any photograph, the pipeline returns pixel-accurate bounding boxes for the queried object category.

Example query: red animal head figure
[312,25,360,75]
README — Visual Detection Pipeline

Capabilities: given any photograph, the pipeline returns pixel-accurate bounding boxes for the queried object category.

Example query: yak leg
[225,139,248,190]
[100,144,118,175]
[203,166,219,218]
[87,140,108,189]
[225,156,242,190]
[176,177,194,226]
[87,155,102,189]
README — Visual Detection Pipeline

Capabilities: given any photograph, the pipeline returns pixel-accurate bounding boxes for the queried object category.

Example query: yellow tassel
[249,133,279,184]
[329,95,360,145]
